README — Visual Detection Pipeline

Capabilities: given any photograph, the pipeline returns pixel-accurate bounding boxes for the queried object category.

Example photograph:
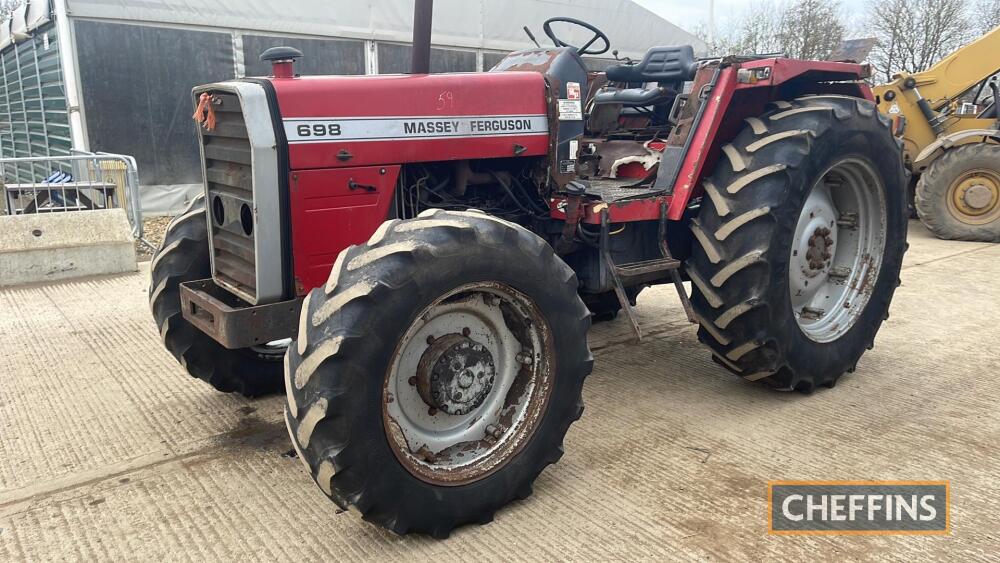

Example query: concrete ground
[1,221,998,561]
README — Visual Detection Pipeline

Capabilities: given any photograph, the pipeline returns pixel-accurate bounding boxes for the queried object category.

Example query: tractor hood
[267,72,552,170]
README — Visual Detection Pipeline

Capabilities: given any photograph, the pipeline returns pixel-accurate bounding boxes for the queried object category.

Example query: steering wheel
[542,17,611,56]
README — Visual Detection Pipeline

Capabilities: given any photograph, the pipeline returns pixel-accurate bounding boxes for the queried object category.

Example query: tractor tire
[583,286,644,322]
[686,96,908,392]
[149,195,285,397]
[914,144,1000,242]
[284,209,593,537]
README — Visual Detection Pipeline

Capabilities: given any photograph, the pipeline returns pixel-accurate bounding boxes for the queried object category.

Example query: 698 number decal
[295,123,342,138]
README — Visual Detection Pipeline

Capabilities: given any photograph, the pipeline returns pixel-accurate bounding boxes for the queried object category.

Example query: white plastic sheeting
[27,0,52,30]
[9,3,29,41]
[5,0,52,43]
[141,183,203,217]
[63,0,704,59]
[0,19,10,51]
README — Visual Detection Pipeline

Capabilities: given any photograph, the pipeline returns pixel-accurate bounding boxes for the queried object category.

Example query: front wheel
[149,195,284,397]
[284,209,593,537]
[686,95,908,391]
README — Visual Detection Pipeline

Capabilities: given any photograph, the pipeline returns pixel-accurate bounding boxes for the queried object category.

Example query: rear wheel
[284,209,592,537]
[149,195,284,397]
[915,144,1000,242]
[686,96,908,391]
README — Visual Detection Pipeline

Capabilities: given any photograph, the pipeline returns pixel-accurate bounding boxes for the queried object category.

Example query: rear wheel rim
[946,169,1000,225]
[789,158,887,343]
[382,282,554,486]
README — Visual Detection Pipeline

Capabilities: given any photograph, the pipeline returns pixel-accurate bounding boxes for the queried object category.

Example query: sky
[633,0,868,32]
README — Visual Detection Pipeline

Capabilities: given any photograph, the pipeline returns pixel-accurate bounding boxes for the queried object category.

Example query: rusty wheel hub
[789,158,887,343]
[805,226,835,272]
[383,283,553,486]
[416,333,497,415]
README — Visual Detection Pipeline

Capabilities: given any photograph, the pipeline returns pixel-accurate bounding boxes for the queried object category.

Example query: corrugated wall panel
[0,22,70,184]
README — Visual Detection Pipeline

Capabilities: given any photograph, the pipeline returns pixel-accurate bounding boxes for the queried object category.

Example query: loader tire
[284,209,593,538]
[148,195,284,397]
[915,144,1000,242]
[686,96,908,392]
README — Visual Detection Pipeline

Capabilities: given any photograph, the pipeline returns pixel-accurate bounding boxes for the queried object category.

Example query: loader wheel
[915,144,1000,242]
[148,195,284,397]
[285,209,593,537]
[686,96,907,391]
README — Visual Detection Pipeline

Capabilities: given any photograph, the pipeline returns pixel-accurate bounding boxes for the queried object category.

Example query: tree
[0,0,23,21]
[732,0,785,55]
[975,0,1000,35]
[694,0,846,60]
[866,0,971,82]
[777,0,847,59]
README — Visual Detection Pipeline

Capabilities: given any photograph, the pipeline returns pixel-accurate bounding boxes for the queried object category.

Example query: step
[615,257,681,285]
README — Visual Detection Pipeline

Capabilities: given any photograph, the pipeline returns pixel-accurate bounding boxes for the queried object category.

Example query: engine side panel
[270,72,551,170]
[267,71,553,293]
[290,166,400,292]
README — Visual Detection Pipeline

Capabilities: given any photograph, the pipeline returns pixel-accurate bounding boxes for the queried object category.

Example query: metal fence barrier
[0,151,147,246]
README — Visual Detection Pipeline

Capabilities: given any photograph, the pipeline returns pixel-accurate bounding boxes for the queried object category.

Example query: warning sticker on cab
[567,82,581,100]
[557,99,583,121]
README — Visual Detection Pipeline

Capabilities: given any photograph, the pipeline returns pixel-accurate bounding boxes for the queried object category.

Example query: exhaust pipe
[411,0,433,74]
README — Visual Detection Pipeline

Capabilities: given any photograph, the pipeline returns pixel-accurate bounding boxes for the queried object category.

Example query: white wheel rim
[382,282,553,485]
[789,158,887,343]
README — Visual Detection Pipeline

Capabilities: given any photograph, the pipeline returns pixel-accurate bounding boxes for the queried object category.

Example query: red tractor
[150,7,907,538]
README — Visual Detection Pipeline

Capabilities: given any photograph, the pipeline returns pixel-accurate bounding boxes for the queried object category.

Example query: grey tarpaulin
[75,21,235,188]
[242,35,367,77]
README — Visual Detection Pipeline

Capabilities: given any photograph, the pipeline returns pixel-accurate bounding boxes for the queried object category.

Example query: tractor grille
[200,92,258,303]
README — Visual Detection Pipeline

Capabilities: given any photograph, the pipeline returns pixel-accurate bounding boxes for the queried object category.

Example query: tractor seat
[592,86,673,107]
[605,45,698,84]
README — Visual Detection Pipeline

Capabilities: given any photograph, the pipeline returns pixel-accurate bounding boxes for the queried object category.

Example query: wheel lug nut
[462,327,471,337]
[426,335,435,344]
[408,376,417,386]
[486,424,504,439]
[428,407,438,416]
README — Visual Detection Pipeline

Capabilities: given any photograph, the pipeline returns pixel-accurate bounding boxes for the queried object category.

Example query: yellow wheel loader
[874,26,1000,241]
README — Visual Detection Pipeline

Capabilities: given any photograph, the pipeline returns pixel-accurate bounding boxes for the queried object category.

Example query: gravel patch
[137,216,173,260]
